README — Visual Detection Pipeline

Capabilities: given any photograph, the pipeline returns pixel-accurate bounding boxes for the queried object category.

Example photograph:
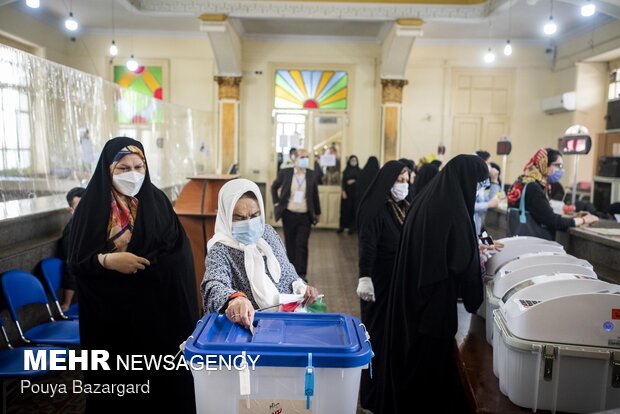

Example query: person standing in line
[338,155,361,234]
[280,147,297,170]
[410,163,439,200]
[398,158,416,203]
[313,151,324,185]
[271,148,321,282]
[376,155,490,413]
[68,137,198,413]
[356,156,380,207]
[356,160,410,412]
[474,150,501,236]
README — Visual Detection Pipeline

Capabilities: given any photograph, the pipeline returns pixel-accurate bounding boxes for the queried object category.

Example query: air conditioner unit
[542,92,576,114]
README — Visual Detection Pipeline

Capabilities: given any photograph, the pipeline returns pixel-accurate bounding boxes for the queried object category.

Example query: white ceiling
[1,0,618,43]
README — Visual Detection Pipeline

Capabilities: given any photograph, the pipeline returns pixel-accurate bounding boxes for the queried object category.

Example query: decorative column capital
[214,76,242,100]
[381,79,409,104]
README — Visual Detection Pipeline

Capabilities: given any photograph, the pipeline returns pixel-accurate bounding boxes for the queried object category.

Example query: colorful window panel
[113,65,163,124]
[275,70,348,110]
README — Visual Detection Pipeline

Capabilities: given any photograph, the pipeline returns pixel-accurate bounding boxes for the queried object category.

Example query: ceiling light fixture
[504,2,513,56]
[543,0,557,35]
[544,16,557,35]
[109,40,118,56]
[26,0,40,8]
[581,0,596,16]
[484,48,496,63]
[65,12,78,31]
[109,0,118,56]
[483,20,496,63]
[126,54,138,72]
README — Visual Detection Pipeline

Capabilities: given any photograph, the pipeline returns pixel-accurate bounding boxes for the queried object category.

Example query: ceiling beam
[199,15,242,77]
[381,20,424,79]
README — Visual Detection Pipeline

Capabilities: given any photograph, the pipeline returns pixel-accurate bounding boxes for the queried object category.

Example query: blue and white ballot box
[184,312,372,413]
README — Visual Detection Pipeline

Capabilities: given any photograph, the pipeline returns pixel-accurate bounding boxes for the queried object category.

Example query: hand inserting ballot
[225,296,255,329]
[357,277,375,302]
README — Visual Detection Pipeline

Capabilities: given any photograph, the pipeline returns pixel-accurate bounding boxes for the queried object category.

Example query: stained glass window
[114,65,163,124]
[274,70,348,109]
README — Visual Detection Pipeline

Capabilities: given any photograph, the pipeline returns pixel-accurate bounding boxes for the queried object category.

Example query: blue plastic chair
[0,314,68,412]
[40,257,78,320]
[1,270,80,346]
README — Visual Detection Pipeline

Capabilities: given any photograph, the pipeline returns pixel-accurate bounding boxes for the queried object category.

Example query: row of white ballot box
[479,236,620,413]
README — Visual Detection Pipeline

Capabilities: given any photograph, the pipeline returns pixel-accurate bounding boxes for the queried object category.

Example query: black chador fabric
[339,156,361,230]
[375,154,488,414]
[398,159,414,203]
[411,162,439,199]
[356,156,380,207]
[68,137,198,413]
[356,160,407,412]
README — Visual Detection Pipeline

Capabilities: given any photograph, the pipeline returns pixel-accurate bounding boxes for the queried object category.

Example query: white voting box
[492,275,620,413]
[493,273,610,377]
[485,256,595,344]
[485,237,565,277]
[482,252,589,322]
[494,251,588,276]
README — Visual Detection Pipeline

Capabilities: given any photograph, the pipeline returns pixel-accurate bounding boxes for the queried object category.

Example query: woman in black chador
[338,155,361,234]
[356,156,380,207]
[410,162,439,200]
[68,137,198,413]
[356,160,410,412]
[375,154,489,413]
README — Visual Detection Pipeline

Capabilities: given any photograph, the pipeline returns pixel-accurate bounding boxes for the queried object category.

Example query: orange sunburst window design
[275,70,348,110]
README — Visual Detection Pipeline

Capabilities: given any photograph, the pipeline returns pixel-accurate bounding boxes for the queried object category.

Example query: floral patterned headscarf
[106,145,146,252]
[507,148,548,206]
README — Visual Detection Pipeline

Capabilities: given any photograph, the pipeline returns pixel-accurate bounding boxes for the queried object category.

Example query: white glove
[357,277,375,302]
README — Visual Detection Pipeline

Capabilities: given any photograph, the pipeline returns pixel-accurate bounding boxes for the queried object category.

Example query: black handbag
[507,183,554,240]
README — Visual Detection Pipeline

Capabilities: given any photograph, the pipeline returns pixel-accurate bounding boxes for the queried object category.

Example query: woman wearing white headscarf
[201,178,319,327]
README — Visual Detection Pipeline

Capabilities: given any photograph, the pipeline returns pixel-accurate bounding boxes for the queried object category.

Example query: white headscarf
[207,178,281,309]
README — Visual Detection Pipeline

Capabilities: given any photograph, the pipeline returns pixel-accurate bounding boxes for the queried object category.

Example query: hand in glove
[357,277,375,302]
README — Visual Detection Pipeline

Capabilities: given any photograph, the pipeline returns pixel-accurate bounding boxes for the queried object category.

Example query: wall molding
[127,0,506,20]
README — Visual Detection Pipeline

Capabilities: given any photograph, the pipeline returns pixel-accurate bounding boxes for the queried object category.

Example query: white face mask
[391,182,409,202]
[112,171,145,197]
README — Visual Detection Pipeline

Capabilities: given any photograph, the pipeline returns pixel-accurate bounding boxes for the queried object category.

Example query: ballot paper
[278,293,306,312]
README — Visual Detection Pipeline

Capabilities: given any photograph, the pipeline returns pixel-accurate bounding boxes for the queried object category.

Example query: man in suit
[271,148,321,282]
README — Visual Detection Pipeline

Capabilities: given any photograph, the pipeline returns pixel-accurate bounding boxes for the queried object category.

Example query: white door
[452,117,482,155]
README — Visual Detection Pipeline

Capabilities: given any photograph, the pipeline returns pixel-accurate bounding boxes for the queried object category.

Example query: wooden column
[214,76,242,173]
[381,79,408,163]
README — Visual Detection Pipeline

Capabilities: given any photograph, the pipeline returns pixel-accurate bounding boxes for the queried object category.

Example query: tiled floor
[6,229,363,413]
[303,229,360,318]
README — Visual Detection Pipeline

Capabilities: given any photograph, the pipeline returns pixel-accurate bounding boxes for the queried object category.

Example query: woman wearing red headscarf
[507,147,598,240]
